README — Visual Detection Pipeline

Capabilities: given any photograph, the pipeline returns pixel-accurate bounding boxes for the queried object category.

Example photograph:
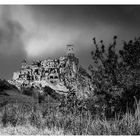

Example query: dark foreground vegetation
[0,36,140,135]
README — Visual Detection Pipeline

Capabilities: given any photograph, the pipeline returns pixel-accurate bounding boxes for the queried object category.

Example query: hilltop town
[8,45,93,98]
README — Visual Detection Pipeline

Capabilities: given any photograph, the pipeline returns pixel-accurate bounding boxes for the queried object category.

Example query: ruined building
[9,44,94,99]
[11,45,79,89]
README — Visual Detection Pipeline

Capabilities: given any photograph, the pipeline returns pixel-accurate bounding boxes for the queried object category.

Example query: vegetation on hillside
[0,79,18,92]
[88,36,140,118]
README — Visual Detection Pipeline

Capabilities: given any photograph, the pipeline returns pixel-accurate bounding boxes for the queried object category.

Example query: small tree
[89,36,140,118]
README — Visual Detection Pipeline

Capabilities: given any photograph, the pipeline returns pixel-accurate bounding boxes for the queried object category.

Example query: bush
[1,103,39,127]
[89,36,140,118]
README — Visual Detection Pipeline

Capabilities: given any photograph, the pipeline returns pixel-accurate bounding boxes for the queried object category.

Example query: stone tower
[66,44,75,57]
[21,59,27,69]
[65,44,79,80]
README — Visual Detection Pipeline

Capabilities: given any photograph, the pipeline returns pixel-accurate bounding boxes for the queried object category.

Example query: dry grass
[0,111,140,135]
[0,124,67,135]
[0,98,140,135]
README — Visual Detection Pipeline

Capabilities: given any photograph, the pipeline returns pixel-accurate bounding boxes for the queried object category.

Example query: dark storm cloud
[30,5,140,70]
[0,19,24,54]
[1,5,140,79]
[0,6,26,79]
[29,5,140,55]
[30,5,140,29]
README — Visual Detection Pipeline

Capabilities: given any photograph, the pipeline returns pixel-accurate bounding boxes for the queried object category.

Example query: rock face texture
[9,45,94,98]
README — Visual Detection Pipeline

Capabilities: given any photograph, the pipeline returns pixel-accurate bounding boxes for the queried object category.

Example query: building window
[54,76,58,79]
[50,76,53,79]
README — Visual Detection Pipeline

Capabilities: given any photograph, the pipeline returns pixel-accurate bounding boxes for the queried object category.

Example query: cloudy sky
[0,5,140,79]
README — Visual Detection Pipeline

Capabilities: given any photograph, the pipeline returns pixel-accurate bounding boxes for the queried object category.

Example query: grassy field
[0,86,139,135]
[0,100,140,135]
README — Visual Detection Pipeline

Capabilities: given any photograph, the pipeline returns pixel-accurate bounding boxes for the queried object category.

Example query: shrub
[89,36,140,118]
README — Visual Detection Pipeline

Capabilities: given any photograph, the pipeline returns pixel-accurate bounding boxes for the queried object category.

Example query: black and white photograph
[0,3,140,135]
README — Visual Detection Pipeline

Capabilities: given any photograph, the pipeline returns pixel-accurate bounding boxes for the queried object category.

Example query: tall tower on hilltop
[21,59,27,69]
[66,44,75,57]
[65,44,79,81]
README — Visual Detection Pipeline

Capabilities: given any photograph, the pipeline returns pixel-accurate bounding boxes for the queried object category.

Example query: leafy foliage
[89,36,140,118]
